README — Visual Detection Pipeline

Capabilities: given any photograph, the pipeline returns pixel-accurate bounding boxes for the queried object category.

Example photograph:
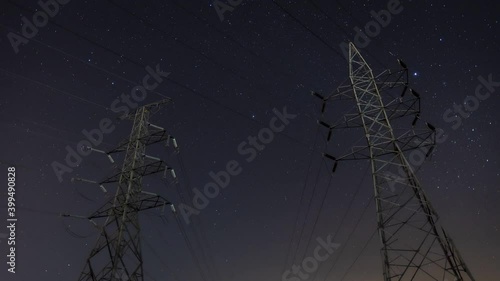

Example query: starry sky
[0,0,499,280]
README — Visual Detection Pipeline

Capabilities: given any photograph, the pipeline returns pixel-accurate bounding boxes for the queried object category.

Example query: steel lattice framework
[315,43,475,281]
[66,99,178,281]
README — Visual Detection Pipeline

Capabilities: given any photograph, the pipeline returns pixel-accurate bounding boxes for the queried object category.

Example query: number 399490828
[7,167,16,215]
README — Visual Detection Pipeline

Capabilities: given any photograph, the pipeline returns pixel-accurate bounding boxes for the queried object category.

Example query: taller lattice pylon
[315,43,475,280]
[66,99,179,281]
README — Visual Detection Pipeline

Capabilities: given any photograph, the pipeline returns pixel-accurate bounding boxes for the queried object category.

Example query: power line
[149,171,217,281]
[270,0,347,60]
[0,67,109,111]
[288,150,326,267]
[174,152,220,281]
[173,210,212,281]
[306,0,389,69]
[0,22,171,100]
[151,151,217,281]
[297,158,334,262]
[280,127,321,275]
[339,227,378,281]
[6,0,318,154]
[105,0,250,83]
[169,0,317,93]
[320,194,374,281]
[142,215,183,281]
[307,163,370,281]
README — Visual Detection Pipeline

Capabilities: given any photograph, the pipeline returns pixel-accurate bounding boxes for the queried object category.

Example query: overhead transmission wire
[281,156,333,279]
[320,192,374,281]
[296,158,334,262]
[108,0,330,129]
[104,0,322,146]
[173,205,212,281]
[335,161,431,281]
[166,0,361,129]
[280,95,372,281]
[64,0,421,277]
[280,127,321,274]
[146,175,214,281]
[8,1,390,278]
[1,1,319,153]
[106,0,250,83]
[2,6,368,264]
[136,147,215,281]
[173,152,218,281]
[65,135,208,281]
[170,152,219,281]
[2,1,390,278]
[287,144,328,268]
[288,133,371,281]
[0,204,96,240]
[150,147,218,281]
[142,214,183,281]
[3,3,293,278]
[142,238,176,281]
[6,0,318,153]
[316,148,432,281]
[146,1,366,264]
[26,1,418,278]
[266,2,402,279]
[306,0,390,69]
[270,0,348,60]
[308,162,371,281]
[93,6,296,276]
[0,52,211,281]
[169,0,317,92]
[283,130,359,277]
[175,152,221,281]
[6,0,170,100]
[152,151,216,281]
[5,0,394,150]
[166,2,401,279]
[268,0,363,272]
[0,67,109,111]
[296,110,367,281]
[4,0,325,168]
[0,22,172,100]
[296,132,433,280]
[339,228,378,281]
[3,113,117,149]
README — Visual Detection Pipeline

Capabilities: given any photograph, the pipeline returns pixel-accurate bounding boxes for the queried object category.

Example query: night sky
[0,0,499,280]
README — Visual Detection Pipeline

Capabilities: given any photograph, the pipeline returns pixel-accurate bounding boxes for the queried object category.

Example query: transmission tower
[65,99,179,281]
[314,43,475,281]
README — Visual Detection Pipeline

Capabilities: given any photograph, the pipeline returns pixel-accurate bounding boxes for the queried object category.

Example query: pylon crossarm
[86,193,170,220]
[100,160,174,184]
[107,129,177,155]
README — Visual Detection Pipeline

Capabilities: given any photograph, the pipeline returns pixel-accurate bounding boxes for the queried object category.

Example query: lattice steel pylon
[314,43,475,281]
[65,99,178,281]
